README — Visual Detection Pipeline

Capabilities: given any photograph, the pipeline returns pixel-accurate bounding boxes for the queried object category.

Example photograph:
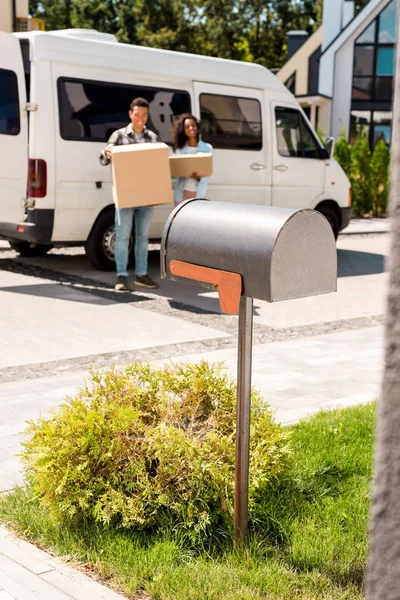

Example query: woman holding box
[172,113,212,205]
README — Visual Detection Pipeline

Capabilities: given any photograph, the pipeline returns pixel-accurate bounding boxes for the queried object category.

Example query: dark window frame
[57,76,192,143]
[199,92,263,151]
[350,109,392,147]
[284,73,296,95]
[352,1,396,104]
[0,68,21,136]
[275,106,327,160]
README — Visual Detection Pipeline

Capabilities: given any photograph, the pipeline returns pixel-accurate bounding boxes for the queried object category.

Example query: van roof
[15,29,289,93]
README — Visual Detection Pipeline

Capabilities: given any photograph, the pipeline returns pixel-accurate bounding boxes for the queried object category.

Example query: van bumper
[340,207,352,232]
[0,209,54,243]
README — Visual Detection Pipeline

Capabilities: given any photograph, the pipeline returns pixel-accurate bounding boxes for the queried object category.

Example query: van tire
[85,209,135,271]
[9,241,53,257]
[316,205,340,240]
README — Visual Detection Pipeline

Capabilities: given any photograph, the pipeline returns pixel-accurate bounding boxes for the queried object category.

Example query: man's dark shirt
[99,123,159,166]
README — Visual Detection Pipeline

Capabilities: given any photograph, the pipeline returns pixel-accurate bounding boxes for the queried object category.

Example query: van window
[58,77,191,144]
[199,93,262,150]
[0,69,20,136]
[275,107,323,159]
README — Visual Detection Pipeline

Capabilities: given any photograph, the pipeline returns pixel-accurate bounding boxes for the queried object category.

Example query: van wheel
[317,205,340,240]
[85,209,135,271]
[9,241,53,256]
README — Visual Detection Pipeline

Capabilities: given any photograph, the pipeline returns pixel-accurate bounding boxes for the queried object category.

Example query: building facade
[277,0,397,145]
[0,0,43,33]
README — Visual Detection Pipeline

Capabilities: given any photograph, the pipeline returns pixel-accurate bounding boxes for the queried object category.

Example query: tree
[132,0,201,53]
[30,0,321,68]
[29,0,74,30]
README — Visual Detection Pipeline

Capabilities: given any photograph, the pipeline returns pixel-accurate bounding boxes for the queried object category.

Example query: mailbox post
[235,295,253,546]
[161,198,337,547]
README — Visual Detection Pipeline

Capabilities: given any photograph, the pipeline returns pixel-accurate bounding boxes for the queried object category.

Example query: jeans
[114,206,153,277]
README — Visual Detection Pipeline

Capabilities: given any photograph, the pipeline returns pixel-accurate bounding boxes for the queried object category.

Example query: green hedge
[334,131,390,217]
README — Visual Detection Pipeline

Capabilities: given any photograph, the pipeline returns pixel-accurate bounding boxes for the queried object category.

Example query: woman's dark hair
[173,113,200,149]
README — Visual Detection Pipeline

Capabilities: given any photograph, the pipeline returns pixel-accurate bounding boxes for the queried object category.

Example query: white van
[0,28,351,270]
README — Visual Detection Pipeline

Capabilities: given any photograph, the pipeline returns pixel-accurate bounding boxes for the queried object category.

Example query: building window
[350,110,392,146]
[284,73,296,95]
[0,69,20,136]
[199,93,262,150]
[57,77,191,143]
[352,0,397,104]
[351,0,397,146]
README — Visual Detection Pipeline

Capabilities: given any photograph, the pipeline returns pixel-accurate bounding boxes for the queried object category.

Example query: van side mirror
[325,137,335,159]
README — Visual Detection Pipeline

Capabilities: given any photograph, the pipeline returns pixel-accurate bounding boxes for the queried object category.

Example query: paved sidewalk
[341,217,390,235]
[0,525,126,599]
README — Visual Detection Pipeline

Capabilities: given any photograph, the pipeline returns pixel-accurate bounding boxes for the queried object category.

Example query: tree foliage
[29,0,322,68]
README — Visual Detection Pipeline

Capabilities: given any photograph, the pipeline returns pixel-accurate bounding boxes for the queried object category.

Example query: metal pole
[234,295,253,548]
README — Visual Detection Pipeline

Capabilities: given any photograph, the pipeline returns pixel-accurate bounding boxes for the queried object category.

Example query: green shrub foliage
[333,129,391,217]
[21,361,291,540]
[334,131,352,178]
[370,137,390,216]
[350,128,372,216]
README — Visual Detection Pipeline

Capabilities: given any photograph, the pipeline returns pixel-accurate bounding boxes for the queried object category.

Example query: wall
[329,0,393,138]
[277,27,323,96]
[319,0,386,98]
[331,37,354,138]
[0,0,29,32]
[0,2,12,32]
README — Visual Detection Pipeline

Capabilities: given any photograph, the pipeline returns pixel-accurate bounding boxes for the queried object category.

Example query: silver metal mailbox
[160,197,337,549]
[161,199,337,310]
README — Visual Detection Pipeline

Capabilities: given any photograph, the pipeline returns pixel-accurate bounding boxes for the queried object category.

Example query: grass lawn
[0,402,375,600]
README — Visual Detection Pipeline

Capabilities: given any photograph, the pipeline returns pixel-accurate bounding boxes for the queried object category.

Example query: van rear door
[0,32,27,223]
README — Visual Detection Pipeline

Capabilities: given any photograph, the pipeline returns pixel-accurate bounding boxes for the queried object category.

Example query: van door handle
[273,164,289,172]
[250,163,266,171]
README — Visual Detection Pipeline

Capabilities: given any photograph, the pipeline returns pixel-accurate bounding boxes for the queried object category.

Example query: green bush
[370,137,390,216]
[333,129,390,217]
[334,131,352,178]
[350,128,372,216]
[21,361,291,542]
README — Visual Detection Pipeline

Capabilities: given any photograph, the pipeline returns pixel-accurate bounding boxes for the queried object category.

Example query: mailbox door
[271,102,326,210]
[194,82,271,206]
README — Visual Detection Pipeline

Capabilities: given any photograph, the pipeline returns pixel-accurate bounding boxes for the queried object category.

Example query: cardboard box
[111,142,173,208]
[169,153,213,178]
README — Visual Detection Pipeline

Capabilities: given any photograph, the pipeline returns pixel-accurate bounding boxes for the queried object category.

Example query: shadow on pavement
[337,249,386,278]
[0,258,151,306]
[0,282,142,306]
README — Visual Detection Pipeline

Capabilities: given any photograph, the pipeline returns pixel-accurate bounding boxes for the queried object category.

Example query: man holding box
[100,97,160,291]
